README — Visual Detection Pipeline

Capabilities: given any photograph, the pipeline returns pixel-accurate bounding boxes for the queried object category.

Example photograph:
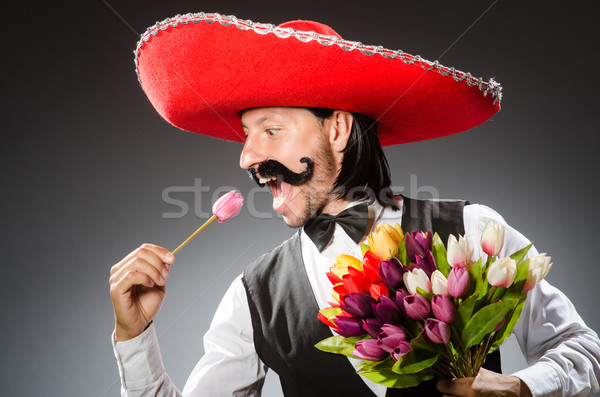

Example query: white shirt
[113,199,600,396]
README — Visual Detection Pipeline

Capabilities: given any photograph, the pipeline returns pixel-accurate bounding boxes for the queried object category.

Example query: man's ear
[329,111,354,153]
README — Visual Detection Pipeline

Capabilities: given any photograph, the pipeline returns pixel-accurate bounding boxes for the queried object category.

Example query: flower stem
[172,215,217,254]
[487,286,497,304]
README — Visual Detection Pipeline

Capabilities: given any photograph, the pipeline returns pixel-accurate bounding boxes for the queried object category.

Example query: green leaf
[467,258,484,297]
[432,233,450,277]
[455,295,477,330]
[315,335,367,358]
[396,235,409,267]
[503,259,530,301]
[510,243,533,265]
[461,299,517,348]
[491,299,527,350]
[360,243,370,257]
[318,307,342,323]
[359,366,434,389]
[416,287,434,301]
[392,350,438,374]
[481,257,496,297]
[410,330,447,356]
[356,357,394,373]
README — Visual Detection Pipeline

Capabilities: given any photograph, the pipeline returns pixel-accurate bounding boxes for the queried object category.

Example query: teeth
[258,176,277,184]
[273,193,287,207]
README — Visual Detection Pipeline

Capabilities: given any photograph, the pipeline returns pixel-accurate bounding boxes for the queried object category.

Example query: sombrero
[135,12,501,146]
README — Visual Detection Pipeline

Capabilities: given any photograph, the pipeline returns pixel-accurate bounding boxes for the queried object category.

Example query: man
[110,13,600,396]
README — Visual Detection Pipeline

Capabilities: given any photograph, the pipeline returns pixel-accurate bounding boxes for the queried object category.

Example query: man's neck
[319,198,356,216]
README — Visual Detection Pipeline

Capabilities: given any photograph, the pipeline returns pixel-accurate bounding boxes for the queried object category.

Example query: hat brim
[135,13,501,146]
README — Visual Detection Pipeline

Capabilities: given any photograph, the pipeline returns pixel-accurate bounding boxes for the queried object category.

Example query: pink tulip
[431,294,456,323]
[424,318,451,344]
[352,339,388,361]
[171,190,245,255]
[487,257,517,288]
[390,341,412,361]
[480,220,505,256]
[376,324,408,353]
[403,294,431,320]
[447,266,469,298]
[212,190,244,222]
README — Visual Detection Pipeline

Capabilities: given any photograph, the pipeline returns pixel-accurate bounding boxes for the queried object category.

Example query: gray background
[2,1,599,396]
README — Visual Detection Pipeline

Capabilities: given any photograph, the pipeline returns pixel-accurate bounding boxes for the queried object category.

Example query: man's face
[240,107,339,227]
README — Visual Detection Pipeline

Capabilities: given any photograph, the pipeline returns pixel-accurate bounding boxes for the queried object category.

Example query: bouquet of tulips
[316,221,552,388]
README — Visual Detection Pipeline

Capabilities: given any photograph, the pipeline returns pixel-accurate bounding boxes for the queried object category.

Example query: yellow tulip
[383,223,404,244]
[330,254,363,279]
[367,224,400,259]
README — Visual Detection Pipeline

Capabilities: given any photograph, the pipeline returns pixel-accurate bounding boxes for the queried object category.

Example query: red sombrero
[135,12,501,146]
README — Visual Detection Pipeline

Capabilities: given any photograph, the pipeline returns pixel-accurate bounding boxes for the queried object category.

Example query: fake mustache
[247,157,314,187]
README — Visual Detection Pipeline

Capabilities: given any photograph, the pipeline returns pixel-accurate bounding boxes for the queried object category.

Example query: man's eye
[266,128,280,136]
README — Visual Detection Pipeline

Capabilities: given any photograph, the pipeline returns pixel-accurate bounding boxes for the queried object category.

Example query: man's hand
[109,243,174,341]
[436,368,532,397]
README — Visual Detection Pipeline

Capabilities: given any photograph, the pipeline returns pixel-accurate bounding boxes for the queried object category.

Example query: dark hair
[306,107,397,209]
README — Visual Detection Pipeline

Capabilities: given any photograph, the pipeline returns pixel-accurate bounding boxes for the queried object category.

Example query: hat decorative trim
[134,12,502,104]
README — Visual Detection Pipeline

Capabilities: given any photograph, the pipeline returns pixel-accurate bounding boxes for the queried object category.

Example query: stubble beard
[283,143,337,228]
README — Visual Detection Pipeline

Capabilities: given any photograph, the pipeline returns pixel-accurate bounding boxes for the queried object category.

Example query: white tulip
[524,253,552,291]
[487,257,517,288]
[480,220,505,256]
[403,268,431,295]
[431,270,449,296]
[447,234,475,268]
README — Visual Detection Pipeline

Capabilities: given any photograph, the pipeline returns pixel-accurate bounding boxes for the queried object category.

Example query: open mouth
[258,175,292,211]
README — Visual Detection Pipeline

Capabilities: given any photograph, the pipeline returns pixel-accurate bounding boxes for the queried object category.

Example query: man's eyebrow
[241,115,271,129]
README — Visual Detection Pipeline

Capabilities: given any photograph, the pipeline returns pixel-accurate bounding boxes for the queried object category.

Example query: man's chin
[280,212,305,229]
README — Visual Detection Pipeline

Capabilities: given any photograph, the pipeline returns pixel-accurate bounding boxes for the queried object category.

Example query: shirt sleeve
[464,204,600,397]
[112,274,268,397]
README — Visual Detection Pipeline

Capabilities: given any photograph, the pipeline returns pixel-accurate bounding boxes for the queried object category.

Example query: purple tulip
[403,294,431,320]
[424,318,451,344]
[352,339,388,361]
[414,250,437,277]
[333,315,365,337]
[390,341,412,361]
[372,295,403,324]
[380,258,404,289]
[447,265,470,298]
[405,232,432,263]
[362,318,384,339]
[395,289,409,313]
[491,299,505,332]
[493,316,506,333]
[431,294,456,323]
[376,324,408,352]
[341,293,376,318]
[415,231,433,251]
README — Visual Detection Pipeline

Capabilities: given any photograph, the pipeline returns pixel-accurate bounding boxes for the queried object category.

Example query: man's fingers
[110,257,166,290]
[110,243,174,276]
[110,269,158,298]
[139,243,175,264]
[437,377,475,397]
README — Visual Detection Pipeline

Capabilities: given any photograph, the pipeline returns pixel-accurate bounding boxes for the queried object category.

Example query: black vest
[242,197,501,396]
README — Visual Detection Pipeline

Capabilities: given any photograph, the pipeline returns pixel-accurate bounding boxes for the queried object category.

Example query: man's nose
[239,137,268,170]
